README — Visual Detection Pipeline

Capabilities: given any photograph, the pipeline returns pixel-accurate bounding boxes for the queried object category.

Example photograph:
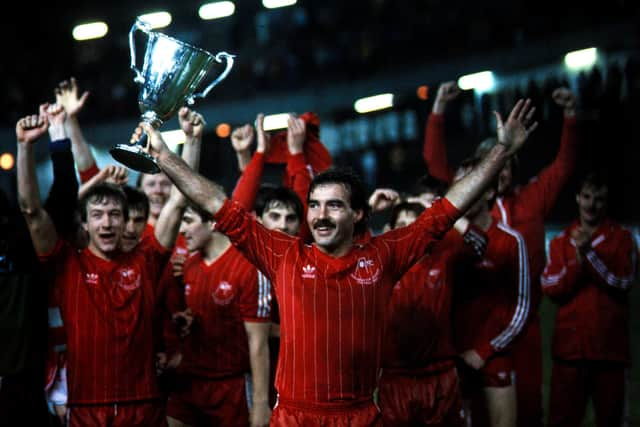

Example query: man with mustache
[542,172,636,427]
[134,98,536,425]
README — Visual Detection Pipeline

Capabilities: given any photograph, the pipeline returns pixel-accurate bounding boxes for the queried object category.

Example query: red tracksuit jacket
[541,219,637,363]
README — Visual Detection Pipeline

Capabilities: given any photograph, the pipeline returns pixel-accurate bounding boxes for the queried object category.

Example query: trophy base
[110,144,161,174]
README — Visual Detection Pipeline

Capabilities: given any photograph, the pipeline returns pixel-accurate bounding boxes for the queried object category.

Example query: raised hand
[494,99,538,156]
[55,77,89,117]
[552,87,577,117]
[287,114,306,155]
[230,124,255,153]
[45,103,68,141]
[368,188,401,212]
[433,81,461,114]
[16,111,48,144]
[102,165,129,186]
[134,122,169,159]
[255,113,271,154]
[178,107,206,140]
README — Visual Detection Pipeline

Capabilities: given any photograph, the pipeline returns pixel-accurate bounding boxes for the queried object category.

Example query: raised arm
[230,121,255,173]
[519,87,579,218]
[16,106,58,255]
[43,103,79,239]
[55,77,98,181]
[77,165,129,200]
[422,81,460,183]
[230,115,268,210]
[444,99,538,213]
[152,108,204,249]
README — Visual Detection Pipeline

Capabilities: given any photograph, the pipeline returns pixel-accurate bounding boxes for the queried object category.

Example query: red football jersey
[213,197,459,403]
[383,226,485,374]
[177,246,271,378]
[38,236,170,404]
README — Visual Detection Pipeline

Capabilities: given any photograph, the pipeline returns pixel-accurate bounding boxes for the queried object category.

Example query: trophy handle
[187,52,235,105]
[129,19,152,85]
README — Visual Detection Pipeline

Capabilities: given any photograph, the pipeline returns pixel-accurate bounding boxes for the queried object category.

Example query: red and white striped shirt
[214,197,459,404]
[168,246,272,378]
[38,236,169,404]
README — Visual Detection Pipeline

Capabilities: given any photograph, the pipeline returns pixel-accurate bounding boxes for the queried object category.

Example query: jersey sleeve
[422,113,455,184]
[541,234,584,301]
[286,152,313,242]
[231,151,266,211]
[378,197,460,281]
[584,228,637,293]
[517,116,578,218]
[239,268,272,323]
[214,199,298,282]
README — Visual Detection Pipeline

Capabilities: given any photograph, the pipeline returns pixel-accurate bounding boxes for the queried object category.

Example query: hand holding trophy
[110,18,234,173]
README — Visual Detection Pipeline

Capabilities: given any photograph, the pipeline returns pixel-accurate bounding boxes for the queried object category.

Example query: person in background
[542,172,637,427]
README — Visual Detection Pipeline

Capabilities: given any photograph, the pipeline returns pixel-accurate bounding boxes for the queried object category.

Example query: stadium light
[0,153,14,171]
[354,93,394,114]
[263,0,297,9]
[72,22,109,41]
[138,12,172,29]
[199,1,236,20]
[564,48,597,70]
[457,71,495,92]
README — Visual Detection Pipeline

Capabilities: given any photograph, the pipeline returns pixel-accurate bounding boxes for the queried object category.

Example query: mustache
[313,219,336,229]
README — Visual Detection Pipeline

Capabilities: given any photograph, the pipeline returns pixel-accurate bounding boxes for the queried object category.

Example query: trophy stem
[109,114,163,174]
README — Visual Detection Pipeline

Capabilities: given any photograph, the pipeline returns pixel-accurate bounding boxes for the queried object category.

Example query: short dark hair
[579,171,609,193]
[255,185,303,221]
[389,202,425,229]
[78,183,128,222]
[308,168,370,235]
[122,185,149,220]
[410,174,447,198]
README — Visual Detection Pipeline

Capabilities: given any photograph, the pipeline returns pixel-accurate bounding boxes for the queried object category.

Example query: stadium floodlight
[138,12,172,29]
[199,1,236,20]
[354,93,394,114]
[72,22,109,41]
[263,0,297,9]
[457,71,495,92]
[564,48,597,70]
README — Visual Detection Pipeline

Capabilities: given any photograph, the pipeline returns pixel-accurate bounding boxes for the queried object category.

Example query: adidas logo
[85,273,99,285]
[302,264,316,279]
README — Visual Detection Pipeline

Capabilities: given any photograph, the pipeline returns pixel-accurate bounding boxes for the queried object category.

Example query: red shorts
[379,366,465,426]
[271,398,381,427]
[68,400,166,427]
[166,374,249,426]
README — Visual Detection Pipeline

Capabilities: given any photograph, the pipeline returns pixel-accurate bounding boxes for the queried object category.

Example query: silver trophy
[110,19,234,173]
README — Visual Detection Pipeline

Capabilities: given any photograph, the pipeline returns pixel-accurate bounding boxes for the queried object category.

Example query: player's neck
[88,243,118,261]
[202,233,231,263]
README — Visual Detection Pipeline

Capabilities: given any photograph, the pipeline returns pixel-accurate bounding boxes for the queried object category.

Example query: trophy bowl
[110,19,234,174]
